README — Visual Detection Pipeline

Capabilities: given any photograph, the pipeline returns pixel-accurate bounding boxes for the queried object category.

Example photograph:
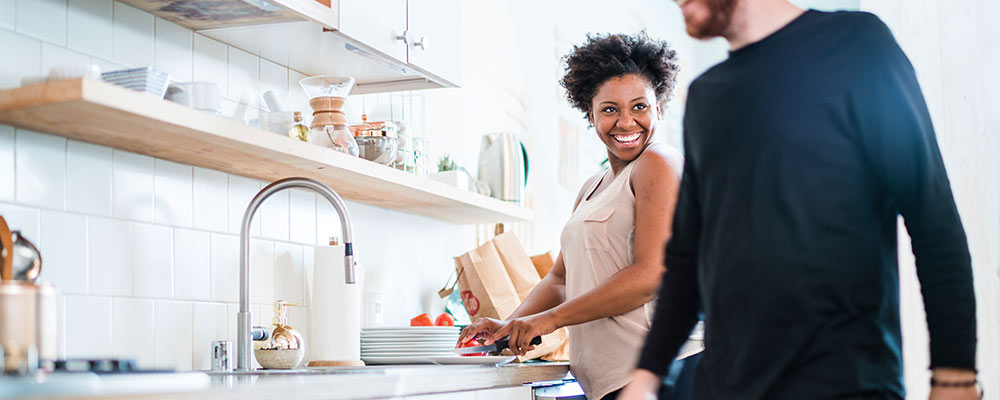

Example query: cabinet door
[338,0,408,63]
[405,0,462,85]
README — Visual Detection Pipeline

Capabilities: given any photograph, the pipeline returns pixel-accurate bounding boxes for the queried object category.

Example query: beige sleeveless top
[560,145,692,400]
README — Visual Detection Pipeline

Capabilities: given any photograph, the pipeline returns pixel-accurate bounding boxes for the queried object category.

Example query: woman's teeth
[613,133,641,143]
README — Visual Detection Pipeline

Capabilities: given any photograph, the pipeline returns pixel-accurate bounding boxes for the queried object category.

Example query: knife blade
[452,336,542,355]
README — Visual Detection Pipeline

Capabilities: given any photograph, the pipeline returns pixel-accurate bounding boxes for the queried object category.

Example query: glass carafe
[310,125,359,157]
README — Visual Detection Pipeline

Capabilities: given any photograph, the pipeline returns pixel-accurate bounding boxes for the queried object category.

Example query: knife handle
[497,336,542,352]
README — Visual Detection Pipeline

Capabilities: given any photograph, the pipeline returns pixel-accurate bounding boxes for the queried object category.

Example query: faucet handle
[251,326,269,341]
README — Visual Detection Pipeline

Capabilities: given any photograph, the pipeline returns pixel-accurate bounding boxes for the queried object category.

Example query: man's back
[678,10,975,399]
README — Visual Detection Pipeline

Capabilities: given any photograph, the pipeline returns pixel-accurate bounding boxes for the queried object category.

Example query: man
[619,0,979,399]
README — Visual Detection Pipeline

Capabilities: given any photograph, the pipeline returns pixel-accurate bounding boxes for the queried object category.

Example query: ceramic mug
[166,81,222,114]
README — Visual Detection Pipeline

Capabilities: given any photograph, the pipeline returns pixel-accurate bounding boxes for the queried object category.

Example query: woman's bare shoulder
[633,143,684,181]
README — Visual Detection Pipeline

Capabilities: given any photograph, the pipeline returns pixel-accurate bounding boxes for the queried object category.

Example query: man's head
[676,0,739,39]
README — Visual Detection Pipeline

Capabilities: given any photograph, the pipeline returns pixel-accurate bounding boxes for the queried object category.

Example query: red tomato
[457,338,487,357]
[434,313,455,327]
[410,313,434,327]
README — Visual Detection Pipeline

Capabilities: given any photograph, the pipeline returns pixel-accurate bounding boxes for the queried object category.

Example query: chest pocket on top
[582,207,615,251]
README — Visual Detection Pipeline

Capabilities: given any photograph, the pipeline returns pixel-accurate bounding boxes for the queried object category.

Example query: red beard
[685,0,739,39]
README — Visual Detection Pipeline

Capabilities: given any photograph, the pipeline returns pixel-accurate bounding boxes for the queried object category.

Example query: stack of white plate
[360,327,460,365]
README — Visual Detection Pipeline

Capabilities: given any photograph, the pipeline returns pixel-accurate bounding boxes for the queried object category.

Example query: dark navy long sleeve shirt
[636,10,976,400]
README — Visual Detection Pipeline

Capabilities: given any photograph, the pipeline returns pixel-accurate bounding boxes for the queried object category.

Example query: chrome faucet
[236,177,356,371]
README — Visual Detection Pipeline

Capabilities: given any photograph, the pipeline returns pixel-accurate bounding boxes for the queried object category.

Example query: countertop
[0,362,572,399]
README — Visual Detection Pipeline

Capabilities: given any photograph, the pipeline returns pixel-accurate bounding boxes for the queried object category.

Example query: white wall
[859,1,1000,398]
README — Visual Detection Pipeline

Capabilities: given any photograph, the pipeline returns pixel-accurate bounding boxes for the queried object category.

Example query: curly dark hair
[560,32,680,118]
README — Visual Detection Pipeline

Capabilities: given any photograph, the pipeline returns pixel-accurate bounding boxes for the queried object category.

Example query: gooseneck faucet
[237,177,356,371]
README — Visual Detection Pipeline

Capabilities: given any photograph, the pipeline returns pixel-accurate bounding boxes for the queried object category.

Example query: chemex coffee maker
[0,215,58,375]
[299,76,360,157]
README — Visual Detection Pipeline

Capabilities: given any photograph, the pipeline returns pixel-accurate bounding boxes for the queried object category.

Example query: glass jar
[310,125,359,157]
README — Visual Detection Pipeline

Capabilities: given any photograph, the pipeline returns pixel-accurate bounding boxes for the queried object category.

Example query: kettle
[478,132,528,204]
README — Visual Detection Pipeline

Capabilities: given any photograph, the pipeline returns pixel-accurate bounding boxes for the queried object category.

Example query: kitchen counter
[0,362,572,399]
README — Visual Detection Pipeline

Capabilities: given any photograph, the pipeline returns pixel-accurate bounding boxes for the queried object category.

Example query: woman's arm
[493,148,682,354]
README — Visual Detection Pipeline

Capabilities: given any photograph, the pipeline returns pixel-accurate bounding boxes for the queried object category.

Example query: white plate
[361,356,438,365]
[362,327,460,334]
[427,356,517,366]
[362,344,455,351]
[361,352,454,357]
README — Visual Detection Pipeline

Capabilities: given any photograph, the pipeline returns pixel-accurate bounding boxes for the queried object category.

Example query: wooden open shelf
[0,79,531,224]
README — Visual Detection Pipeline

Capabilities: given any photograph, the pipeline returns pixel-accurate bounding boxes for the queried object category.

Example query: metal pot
[478,132,528,204]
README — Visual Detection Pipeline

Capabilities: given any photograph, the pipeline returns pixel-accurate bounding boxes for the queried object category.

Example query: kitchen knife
[452,336,542,355]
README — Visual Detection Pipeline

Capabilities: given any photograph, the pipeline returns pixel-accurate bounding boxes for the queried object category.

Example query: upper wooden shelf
[0,79,531,224]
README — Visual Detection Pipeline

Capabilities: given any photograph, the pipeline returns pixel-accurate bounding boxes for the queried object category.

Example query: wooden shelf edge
[0,79,531,224]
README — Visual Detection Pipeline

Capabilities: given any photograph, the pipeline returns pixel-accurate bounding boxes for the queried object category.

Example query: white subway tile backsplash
[287,69,309,115]
[227,47,259,107]
[15,0,67,46]
[154,300,193,370]
[192,34,228,96]
[133,223,173,298]
[289,190,315,245]
[0,0,14,30]
[210,233,239,303]
[274,243,303,305]
[112,2,153,68]
[153,159,193,228]
[153,18,192,82]
[88,216,131,296]
[41,43,90,77]
[316,200,344,246]
[259,59,287,111]
[0,202,40,239]
[64,295,112,359]
[192,302,227,370]
[66,140,112,216]
[174,228,210,301]
[112,150,154,222]
[192,167,227,232]
[227,175,260,235]
[15,129,66,210]
[286,305,309,350]
[0,125,13,201]
[225,303,237,345]
[251,239,274,305]
[67,0,113,61]
[38,210,87,294]
[0,28,40,89]
[260,190,288,241]
[112,297,155,368]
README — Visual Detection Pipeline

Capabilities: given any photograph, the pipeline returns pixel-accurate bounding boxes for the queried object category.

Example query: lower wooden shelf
[0,79,531,224]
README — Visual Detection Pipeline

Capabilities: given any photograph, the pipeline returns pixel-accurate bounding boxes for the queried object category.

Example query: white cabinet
[338,0,408,64]
[404,386,532,400]
[405,0,462,85]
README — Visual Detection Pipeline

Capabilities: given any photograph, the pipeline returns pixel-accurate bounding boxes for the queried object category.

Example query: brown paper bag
[491,232,542,301]
[530,251,556,278]
[454,240,520,320]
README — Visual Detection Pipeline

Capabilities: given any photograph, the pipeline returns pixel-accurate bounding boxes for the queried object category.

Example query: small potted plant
[430,153,469,191]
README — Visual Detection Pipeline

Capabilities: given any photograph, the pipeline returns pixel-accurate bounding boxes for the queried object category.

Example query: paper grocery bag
[490,232,542,301]
[530,251,556,278]
[454,241,521,320]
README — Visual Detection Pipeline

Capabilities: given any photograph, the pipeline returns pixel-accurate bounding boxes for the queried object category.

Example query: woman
[458,32,691,400]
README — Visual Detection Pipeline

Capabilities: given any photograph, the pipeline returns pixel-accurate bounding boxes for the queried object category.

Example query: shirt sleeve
[850,13,977,370]
[636,145,702,375]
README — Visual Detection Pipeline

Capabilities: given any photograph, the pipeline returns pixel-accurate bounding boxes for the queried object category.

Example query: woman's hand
[457,317,507,347]
[489,312,560,356]
[618,369,661,400]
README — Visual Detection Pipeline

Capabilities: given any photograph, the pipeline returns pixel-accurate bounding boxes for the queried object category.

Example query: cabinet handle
[411,36,428,51]
[395,30,409,44]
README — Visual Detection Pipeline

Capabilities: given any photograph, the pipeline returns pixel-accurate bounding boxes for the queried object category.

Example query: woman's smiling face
[590,74,661,165]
